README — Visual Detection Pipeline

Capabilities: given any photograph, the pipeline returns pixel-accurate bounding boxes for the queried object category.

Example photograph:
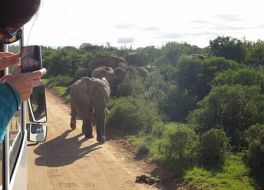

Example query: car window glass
[9,110,23,177]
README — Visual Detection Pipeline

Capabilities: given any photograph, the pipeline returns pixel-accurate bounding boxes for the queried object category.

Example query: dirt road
[27,88,159,190]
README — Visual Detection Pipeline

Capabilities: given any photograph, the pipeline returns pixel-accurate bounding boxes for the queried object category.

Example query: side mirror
[26,123,47,142]
[28,84,47,123]
[27,84,48,142]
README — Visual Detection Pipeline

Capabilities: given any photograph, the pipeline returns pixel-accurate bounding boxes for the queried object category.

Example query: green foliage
[158,42,202,65]
[213,67,264,92]
[209,36,247,63]
[46,75,74,87]
[8,45,20,53]
[116,70,169,112]
[175,56,204,96]
[244,124,264,180]
[115,74,145,98]
[159,86,197,122]
[199,129,230,169]
[43,46,80,77]
[106,97,160,134]
[151,123,198,176]
[143,70,168,104]
[159,56,240,122]
[176,56,240,100]
[184,154,254,190]
[188,85,264,147]
[246,40,264,66]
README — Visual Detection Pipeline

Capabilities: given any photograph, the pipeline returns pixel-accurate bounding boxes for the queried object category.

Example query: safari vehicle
[0,34,48,190]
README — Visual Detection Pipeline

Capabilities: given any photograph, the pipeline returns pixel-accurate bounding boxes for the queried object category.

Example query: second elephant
[70,77,110,142]
[91,66,126,95]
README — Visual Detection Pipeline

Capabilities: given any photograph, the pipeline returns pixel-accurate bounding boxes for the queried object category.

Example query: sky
[24,0,264,49]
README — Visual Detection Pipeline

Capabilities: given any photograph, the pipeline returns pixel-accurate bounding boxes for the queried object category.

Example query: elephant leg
[70,102,77,130]
[91,108,96,126]
[95,112,105,143]
[82,109,93,139]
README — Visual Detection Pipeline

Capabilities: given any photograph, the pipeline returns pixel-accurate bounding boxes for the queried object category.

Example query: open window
[27,84,48,142]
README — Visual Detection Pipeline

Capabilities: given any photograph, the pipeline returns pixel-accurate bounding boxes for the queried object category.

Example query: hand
[6,65,46,101]
[0,52,20,71]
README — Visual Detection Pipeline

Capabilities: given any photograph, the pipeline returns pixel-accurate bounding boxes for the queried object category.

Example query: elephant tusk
[105,108,110,114]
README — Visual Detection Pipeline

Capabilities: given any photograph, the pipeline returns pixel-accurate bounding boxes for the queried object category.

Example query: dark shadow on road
[34,130,102,167]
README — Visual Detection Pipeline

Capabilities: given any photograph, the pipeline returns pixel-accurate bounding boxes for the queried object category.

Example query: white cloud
[24,0,264,48]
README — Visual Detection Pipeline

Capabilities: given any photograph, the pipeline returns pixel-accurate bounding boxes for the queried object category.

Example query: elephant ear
[92,66,114,79]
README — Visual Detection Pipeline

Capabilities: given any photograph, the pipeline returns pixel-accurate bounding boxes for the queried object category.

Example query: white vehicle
[0,35,48,190]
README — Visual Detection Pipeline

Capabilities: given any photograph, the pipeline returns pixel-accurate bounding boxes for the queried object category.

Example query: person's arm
[0,83,21,142]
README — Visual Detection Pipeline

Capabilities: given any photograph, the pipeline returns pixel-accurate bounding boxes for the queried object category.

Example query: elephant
[124,52,151,66]
[126,66,148,78]
[91,66,126,95]
[70,77,110,143]
[88,55,127,72]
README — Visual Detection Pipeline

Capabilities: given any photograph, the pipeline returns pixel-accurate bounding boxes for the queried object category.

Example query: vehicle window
[9,110,23,178]
[7,44,24,177]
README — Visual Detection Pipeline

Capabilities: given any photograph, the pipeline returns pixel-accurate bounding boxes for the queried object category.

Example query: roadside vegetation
[33,37,264,190]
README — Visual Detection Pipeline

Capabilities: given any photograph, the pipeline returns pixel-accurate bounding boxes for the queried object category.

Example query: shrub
[244,124,264,179]
[159,87,197,122]
[47,75,74,87]
[136,145,150,158]
[106,97,160,134]
[199,128,230,169]
[115,74,144,98]
[188,85,264,147]
[151,123,198,176]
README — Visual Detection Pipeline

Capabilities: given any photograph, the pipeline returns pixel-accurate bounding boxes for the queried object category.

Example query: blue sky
[24,0,264,49]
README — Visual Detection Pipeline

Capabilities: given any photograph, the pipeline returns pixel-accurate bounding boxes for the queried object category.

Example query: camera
[21,45,42,73]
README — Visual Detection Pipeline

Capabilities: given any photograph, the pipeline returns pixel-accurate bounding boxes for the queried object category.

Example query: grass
[42,78,49,85]
[184,154,254,190]
[53,86,70,101]
[127,133,152,158]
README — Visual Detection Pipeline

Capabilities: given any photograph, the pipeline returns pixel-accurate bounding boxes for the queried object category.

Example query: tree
[199,128,229,169]
[188,85,264,147]
[244,124,264,180]
[213,67,264,92]
[176,56,240,100]
[246,40,264,66]
[209,36,247,63]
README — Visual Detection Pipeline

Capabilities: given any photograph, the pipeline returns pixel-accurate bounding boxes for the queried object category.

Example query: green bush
[47,75,74,87]
[213,67,264,93]
[106,97,160,134]
[159,87,197,122]
[199,128,230,169]
[115,74,144,98]
[136,145,149,157]
[188,85,264,147]
[151,123,198,176]
[244,124,264,180]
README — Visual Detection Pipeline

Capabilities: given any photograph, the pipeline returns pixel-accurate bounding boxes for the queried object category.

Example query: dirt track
[27,88,159,190]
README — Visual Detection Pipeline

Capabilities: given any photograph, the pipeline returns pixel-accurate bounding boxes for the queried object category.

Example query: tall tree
[209,36,247,63]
